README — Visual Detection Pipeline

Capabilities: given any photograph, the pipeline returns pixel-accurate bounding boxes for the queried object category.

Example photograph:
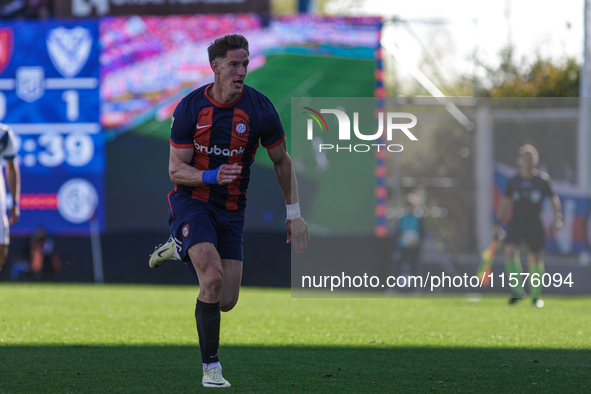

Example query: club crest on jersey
[182,224,189,240]
[233,121,249,137]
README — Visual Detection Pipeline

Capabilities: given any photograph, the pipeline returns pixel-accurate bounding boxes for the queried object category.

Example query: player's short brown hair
[208,34,249,64]
[518,144,539,165]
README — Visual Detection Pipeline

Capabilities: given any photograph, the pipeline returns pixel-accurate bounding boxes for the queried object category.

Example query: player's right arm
[168,145,241,186]
[169,98,241,187]
[4,159,20,225]
[2,126,20,225]
[492,176,515,240]
[492,195,512,240]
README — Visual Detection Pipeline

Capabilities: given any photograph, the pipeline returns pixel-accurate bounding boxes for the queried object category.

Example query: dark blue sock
[195,299,220,364]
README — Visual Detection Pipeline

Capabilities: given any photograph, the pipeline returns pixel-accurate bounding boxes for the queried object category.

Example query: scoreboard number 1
[62,90,79,121]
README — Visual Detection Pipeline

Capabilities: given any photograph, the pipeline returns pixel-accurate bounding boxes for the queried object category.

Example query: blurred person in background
[392,193,424,287]
[0,123,20,275]
[493,144,562,308]
[30,226,61,281]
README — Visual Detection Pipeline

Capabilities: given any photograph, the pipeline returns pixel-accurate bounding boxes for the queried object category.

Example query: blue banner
[0,19,103,235]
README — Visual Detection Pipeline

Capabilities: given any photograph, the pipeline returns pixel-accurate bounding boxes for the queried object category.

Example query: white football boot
[202,367,231,388]
[148,235,180,268]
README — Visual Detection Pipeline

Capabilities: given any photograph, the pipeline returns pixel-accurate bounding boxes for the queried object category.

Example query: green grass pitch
[1,284,590,393]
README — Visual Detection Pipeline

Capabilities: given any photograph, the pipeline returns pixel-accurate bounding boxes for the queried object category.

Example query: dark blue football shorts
[168,194,245,276]
[504,217,546,253]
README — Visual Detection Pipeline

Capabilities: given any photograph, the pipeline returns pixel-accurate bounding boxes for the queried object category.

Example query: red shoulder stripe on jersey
[170,139,193,149]
[263,134,286,149]
[205,83,244,107]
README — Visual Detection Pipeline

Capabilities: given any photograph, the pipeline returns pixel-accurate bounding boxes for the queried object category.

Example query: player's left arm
[545,176,562,230]
[550,194,562,230]
[4,158,20,225]
[267,140,310,253]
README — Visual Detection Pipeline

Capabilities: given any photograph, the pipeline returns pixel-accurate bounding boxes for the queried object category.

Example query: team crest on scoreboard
[16,66,45,103]
[47,26,92,78]
[182,224,190,240]
[0,28,13,75]
[233,121,249,137]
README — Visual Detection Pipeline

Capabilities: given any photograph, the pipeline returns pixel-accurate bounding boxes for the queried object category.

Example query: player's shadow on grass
[1,345,589,393]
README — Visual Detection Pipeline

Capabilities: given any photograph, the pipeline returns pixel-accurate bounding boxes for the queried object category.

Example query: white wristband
[286,202,301,220]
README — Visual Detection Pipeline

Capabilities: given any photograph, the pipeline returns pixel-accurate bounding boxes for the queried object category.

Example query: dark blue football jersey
[169,83,285,211]
[504,172,555,221]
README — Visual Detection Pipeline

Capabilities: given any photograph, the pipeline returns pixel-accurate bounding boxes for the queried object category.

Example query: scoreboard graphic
[0,20,104,235]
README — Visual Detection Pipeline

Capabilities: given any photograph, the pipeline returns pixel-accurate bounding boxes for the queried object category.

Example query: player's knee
[203,273,223,293]
[528,252,543,264]
[504,245,518,259]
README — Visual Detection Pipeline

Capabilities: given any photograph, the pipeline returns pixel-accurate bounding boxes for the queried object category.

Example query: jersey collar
[205,83,244,107]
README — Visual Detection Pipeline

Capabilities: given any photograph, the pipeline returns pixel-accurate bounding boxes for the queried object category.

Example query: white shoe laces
[206,367,224,382]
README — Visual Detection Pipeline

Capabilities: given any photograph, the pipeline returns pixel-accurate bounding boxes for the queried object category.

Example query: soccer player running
[493,144,562,308]
[0,123,20,274]
[148,34,309,388]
